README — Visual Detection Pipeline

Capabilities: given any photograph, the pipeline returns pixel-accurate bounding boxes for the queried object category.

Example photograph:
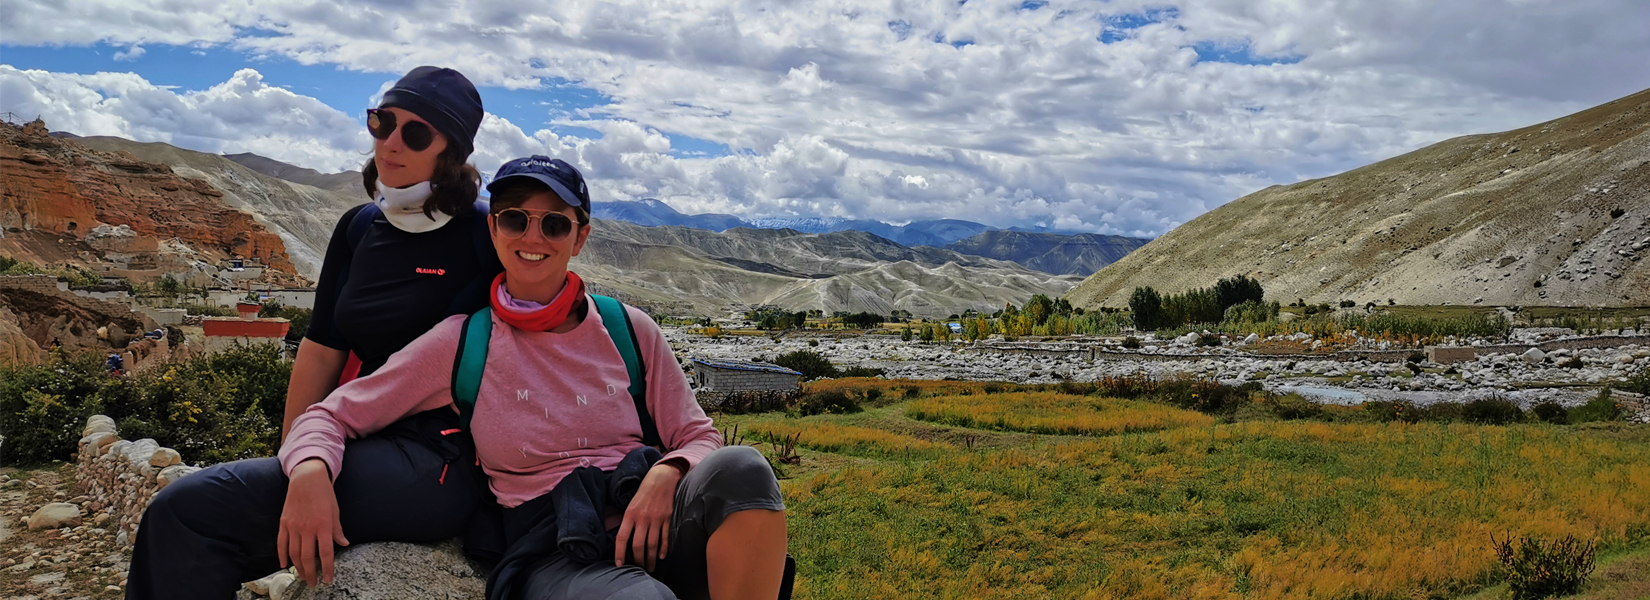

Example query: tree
[1129,286,1163,332]
[1025,294,1055,327]
[901,325,913,342]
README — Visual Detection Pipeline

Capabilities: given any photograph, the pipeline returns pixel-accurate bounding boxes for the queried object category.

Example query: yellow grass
[905,392,1217,436]
[784,421,1650,600]
[747,421,950,458]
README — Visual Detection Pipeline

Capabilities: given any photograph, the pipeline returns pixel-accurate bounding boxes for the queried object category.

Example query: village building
[690,358,802,393]
[200,302,290,358]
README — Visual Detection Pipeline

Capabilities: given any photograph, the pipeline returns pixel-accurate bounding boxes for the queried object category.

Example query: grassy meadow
[716,379,1650,600]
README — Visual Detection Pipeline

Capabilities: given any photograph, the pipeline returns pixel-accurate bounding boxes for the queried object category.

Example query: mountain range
[591,197,1103,248]
[3,124,1085,317]
[1067,87,1650,309]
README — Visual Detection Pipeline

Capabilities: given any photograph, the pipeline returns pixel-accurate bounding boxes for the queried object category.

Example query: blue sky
[0,42,728,158]
[2,0,1645,236]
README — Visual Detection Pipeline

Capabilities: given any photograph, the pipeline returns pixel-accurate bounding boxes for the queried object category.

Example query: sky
[1,0,1647,238]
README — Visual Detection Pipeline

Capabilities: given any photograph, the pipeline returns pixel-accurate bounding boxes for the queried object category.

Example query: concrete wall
[698,369,800,392]
[203,337,288,360]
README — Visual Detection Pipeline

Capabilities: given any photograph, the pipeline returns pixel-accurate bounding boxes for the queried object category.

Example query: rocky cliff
[74,137,362,281]
[0,120,300,280]
[1067,87,1650,309]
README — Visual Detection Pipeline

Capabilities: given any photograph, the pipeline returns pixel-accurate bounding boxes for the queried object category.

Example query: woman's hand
[278,459,350,586]
[615,460,686,571]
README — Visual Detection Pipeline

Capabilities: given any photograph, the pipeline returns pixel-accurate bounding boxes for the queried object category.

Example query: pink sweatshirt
[279,295,722,508]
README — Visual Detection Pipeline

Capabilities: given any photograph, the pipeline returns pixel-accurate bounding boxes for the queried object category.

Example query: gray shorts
[518,445,786,600]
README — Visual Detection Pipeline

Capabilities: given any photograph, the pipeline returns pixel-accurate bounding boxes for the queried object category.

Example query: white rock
[79,432,119,454]
[120,439,161,468]
[1521,348,1546,364]
[28,503,82,530]
[157,465,201,489]
[149,448,182,468]
[269,572,299,600]
[83,415,117,438]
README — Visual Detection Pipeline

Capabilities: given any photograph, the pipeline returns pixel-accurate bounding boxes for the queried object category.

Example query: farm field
[716,379,1650,600]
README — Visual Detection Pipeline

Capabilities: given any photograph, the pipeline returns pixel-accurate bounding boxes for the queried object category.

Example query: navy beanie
[379,66,483,158]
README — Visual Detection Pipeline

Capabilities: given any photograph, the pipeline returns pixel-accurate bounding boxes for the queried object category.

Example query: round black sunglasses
[366,108,436,152]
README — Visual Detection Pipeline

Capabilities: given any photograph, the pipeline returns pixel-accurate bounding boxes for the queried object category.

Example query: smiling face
[490,189,591,303]
[373,107,449,188]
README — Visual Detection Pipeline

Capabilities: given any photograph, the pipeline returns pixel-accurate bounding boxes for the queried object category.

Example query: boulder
[150,448,183,468]
[157,465,202,489]
[80,431,119,455]
[84,415,118,437]
[282,540,485,600]
[28,503,83,530]
[1521,348,1546,364]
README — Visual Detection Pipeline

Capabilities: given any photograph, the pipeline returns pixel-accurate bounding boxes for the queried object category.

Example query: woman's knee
[687,446,784,515]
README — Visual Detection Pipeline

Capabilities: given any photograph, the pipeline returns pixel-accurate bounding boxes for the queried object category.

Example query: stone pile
[75,415,202,548]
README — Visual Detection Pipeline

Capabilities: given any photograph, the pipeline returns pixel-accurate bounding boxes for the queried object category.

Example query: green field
[719,380,1650,600]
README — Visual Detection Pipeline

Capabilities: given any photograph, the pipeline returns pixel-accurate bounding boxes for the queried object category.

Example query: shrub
[808,339,819,347]
[903,386,921,399]
[1121,336,1142,349]
[1569,391,1623,423]
[1462,397,1524,425]
[1491,533,1596,600]
[1616,370,1650,396]
[1531,401,1568,425]
[793,390,862,416]
[1195,333,1221,347]
[1058,381,1094,396]
[773,350,840,381]
[862,388,884,404]
[1363,400,1417,423]
[1,344,290,466]
[1558,356,1583,369]
[1406,351,1427,364]
[1260,393,1323,420]
[1339,300,1356,308]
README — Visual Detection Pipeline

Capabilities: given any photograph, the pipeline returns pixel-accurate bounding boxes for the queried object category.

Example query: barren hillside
[1067,88,1650,309]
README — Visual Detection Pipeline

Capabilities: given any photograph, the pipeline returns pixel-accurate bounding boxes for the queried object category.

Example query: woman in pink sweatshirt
[140,155,789,600]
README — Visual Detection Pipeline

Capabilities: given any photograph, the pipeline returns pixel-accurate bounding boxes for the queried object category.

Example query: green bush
[1492,534,1595,600]
[1260,393,1323,420]
[1121,336,1141,349]
[792,390,862,416]
[0,345,290,466]
[1531,401,1568,425]
[903,386,921,399]
[1462,397,1524,425]
[773,350,840,381]
[1195,332,1221,347]
[1568,391,1623,423]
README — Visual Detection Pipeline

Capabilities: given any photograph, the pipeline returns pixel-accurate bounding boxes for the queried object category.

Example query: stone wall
[74,415,201,549]
[1616,391,1650,424]
[700,369,800,393]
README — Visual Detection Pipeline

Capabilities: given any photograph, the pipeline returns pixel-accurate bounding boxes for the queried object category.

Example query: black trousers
[126,411,484,600]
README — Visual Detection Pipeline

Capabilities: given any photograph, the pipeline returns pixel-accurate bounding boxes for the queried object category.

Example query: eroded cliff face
[0,120,299,279]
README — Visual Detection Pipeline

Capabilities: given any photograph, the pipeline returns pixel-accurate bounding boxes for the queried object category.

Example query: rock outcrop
[0,119,300,278]
[1067,87,1650,308]
[0,275,157,360]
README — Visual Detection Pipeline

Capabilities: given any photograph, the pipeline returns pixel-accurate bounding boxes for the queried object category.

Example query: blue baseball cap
[487,156,590,209]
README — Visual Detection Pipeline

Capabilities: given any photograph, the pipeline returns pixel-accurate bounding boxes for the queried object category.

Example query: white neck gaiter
[374,180,453,233]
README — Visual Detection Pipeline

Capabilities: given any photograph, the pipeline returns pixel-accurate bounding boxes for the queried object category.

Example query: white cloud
[3,0,1647,236]
[112,45,145,61]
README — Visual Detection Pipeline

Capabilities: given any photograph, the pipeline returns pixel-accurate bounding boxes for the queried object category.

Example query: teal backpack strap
[591,294,661,449]
[451,307,493,429]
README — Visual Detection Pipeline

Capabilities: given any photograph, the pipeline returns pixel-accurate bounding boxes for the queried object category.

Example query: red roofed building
[201,302,290,358]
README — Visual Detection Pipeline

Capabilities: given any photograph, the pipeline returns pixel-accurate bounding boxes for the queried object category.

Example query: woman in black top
[127,66,501,598]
